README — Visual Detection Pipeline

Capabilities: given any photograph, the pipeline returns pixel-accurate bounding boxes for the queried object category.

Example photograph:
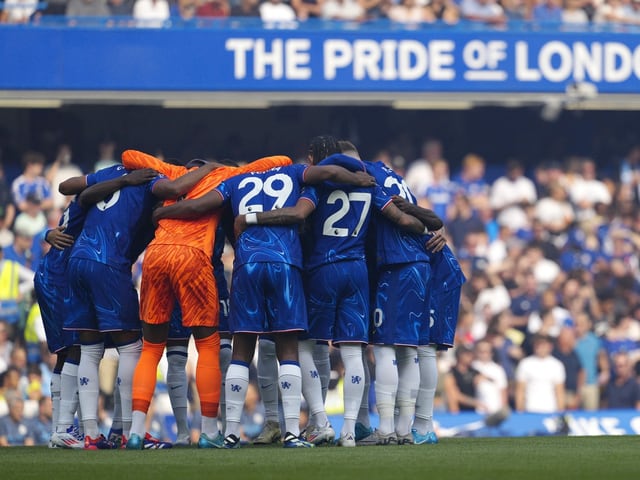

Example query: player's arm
[58,175,89,196]
[234,197,316,238]
[77,168,158,208]
[152,190,225,224]
[304,165,375,187]
[45,226,75,250]
[392,195,444,230]
[237,155,293,173]
[379,200,428,235]
[392,195,447,252]
[152,162,218,200]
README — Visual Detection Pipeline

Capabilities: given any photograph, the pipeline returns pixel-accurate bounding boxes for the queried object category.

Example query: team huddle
[34,135,465,450]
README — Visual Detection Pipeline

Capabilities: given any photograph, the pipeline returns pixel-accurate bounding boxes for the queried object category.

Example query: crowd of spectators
[2,0,640,28]
[0,135,639,445]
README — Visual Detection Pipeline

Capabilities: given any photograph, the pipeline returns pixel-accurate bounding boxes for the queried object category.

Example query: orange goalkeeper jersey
[121,150,292,258]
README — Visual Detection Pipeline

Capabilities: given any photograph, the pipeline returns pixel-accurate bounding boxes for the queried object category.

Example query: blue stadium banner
[2,23,640,93]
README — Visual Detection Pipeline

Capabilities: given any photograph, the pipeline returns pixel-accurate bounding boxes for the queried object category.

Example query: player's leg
[49,352,63,445]
[217,298,232,434]
[111,331,143,439]
[54,346,83,448]
[413,344,438,444]
[166,304,192,446]
[128,322,170,449]
[298,338,331,443]
[313,341,331,403]
[34,271,82,448]
[333,262,369,447]
[395,345,419,444]
[166,338,190,446]
[301,266,337,445]
[355,345,377,445]
[77,330,109,448]
[222,332,256,448]
[275,332,312,447]
[268,264,312,448]
[372,345,398,443]
[253,336,282,444]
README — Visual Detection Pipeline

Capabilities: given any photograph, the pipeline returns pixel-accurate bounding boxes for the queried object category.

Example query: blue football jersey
[301,177,392,271]
[366,161,432,267]
[70,165,164,269]
[215,164,308,268]
[38,200,86,275]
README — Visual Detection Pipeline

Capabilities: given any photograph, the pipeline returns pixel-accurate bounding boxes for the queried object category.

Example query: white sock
[357,352,371,428]
[57,361,79,432]
[373,345,398,435]
[396,346,419,436]
[130,410,147,438]
[340,344,365,437]
[414,345,437,434]
[116,339,142,436]
[224,362,249,438]
[313,342,331,404]
[201,416,219,438]
[299,339,328,427]
[50,371,61,436]
[218,339,232,430]
[279,362,302,436]
[166,345,189,439]
[257,338,280,423]
[78,342,105,438]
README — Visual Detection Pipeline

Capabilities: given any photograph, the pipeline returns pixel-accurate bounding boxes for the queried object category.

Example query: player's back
[219,164,308,268]
[367,161,432,267]
[71,167,160,269]
[38,200,86,276]
[303,182,378,271]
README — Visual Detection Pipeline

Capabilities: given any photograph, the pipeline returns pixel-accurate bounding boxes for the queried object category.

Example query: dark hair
[308,135,340,165]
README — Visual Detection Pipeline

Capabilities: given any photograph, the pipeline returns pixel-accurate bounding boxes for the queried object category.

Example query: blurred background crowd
[0,130,638,445]
[2,0,640,28]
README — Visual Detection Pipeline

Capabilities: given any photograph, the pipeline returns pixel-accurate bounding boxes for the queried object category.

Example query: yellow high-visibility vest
[0,259,20,301]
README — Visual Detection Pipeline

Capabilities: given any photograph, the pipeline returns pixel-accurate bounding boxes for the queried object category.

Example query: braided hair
[308,135,340,165]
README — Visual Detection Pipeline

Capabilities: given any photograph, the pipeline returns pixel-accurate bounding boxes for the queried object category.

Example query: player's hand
[425,227,447,253]
[124,168,158,185]
[46,226,75,250]
[234,215,248,239]
[151,206,165,228]
[353,171,376,187]
[392,195,412,212]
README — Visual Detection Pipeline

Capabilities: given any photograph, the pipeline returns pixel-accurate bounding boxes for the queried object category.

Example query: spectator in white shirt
[259,0,297,21]
[133,0,170,27]
[515,334,566,413]
[568,158,612,222]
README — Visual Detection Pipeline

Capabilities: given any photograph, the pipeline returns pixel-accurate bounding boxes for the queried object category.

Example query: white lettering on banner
[604,42,632,82]
[254,39,283,79]
[573,42,602,82]
[226,38,311,80]
[463,40,507,81]
[539,41,573,82]
[324,39,353,80]
[285,39,312,80]
[516,40,640,83]
[324,39,454,81]
[226,38,254,79]
[567,416,629,436]
[226,37,640,86]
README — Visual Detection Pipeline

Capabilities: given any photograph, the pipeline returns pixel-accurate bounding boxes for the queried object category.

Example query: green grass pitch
[2,436,638,480]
